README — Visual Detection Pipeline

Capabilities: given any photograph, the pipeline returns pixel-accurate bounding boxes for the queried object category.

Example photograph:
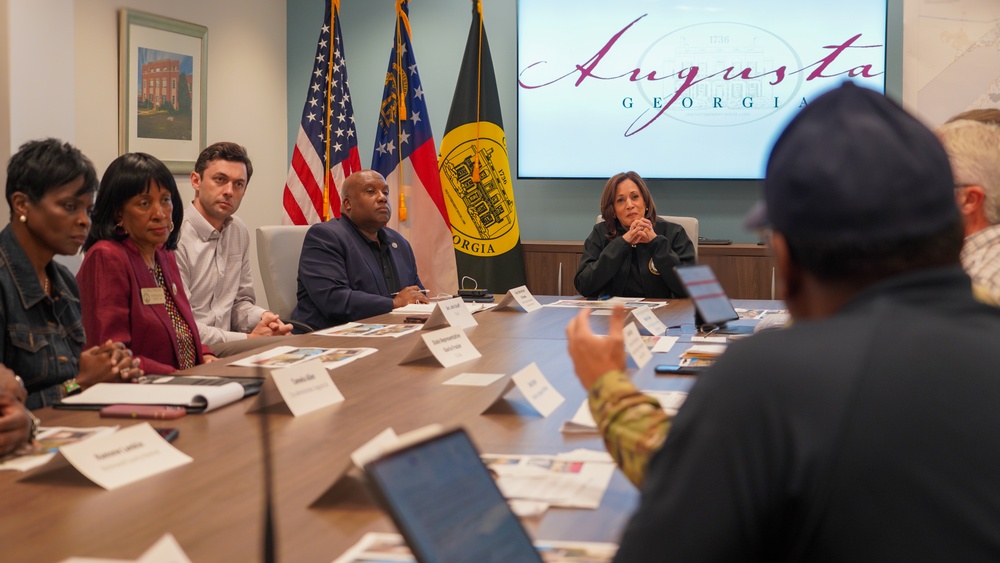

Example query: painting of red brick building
[136,47,193,140]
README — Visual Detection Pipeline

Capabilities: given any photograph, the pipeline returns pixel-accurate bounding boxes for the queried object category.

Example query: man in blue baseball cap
[567,82,1000,561]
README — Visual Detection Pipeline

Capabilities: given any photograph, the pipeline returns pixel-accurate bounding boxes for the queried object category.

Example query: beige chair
[256,225,310,324]
[660,215,699,261]
[596,214,699,260]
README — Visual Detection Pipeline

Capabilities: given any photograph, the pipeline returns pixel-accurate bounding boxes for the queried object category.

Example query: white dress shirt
[962,223,1000,305]
[176,204,265,344]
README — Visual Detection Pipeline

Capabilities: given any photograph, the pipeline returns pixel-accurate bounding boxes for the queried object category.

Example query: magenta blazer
[77,239,210,374]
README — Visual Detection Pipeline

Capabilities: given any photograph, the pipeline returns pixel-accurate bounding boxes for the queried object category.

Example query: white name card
[400,326,482,367]
[60,533,193,563]
[691,336,727,343]
[626,305,667,336]
[623,322,653,369]
[423,297,477,330]
[58,423,192,490]
[350,427,399,468]
[511,362,565,417]
[271,358,345,416]
[494,285,543,312]
[651,335,679,353]
[350,425,444,469]
[443,372,506,386]
[137,533,192,563]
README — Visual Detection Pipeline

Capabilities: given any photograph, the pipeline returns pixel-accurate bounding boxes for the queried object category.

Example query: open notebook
[56,375,262,413]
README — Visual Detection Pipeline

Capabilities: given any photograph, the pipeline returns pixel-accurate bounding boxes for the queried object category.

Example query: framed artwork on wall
[119,10,208,174]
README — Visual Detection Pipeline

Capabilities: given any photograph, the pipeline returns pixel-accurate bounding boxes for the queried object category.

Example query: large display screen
[517,1,887,180]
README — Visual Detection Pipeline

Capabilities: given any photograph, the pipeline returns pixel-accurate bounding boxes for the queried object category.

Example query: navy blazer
[292,217,423,329]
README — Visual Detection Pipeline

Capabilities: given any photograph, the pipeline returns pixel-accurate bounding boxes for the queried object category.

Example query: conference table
[0,297,782,562]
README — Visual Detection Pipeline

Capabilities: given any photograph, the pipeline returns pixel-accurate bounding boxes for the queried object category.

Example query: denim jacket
[0,226,85,409]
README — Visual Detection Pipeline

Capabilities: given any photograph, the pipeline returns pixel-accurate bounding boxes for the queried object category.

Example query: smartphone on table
[654,364,708,375]
[99,404,187,420]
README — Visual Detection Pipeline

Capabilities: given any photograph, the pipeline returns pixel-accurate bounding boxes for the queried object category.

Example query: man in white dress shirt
[176,142,291,355]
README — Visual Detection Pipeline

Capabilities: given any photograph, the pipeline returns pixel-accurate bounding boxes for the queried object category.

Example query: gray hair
[936,119,1000,225]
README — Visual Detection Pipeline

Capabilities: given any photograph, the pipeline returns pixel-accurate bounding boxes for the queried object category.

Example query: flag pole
[473,0,483,183]
[396,0,409,221]
[322,0,339,221]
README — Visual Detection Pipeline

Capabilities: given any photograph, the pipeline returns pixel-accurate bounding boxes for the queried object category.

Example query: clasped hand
[622,218,655,245]
[78,340,142,386]
[0,365,31,456]
[250,311,293,338]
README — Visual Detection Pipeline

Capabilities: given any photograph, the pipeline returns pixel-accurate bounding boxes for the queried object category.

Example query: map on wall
[906,0,1000,125]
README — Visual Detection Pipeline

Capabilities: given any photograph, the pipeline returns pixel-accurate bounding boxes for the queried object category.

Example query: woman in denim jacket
[0,140,139,409]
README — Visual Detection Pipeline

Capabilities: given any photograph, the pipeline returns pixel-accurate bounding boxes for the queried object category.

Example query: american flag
[282,0,360,225]
[371,0,458,295]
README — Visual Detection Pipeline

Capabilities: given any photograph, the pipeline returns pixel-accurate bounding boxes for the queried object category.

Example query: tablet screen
[675,264,740,326]
[365,429,542,563]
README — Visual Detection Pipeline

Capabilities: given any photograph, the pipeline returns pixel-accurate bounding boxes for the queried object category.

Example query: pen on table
[390,289,430,296]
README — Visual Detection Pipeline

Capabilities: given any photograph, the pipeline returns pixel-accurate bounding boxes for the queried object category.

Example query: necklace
[43,277,50,296]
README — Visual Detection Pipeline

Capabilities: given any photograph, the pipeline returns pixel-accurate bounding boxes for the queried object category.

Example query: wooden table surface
[0,297,782,562]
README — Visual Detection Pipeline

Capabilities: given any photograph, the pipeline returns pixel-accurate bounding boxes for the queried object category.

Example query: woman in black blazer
[574,171,696,298]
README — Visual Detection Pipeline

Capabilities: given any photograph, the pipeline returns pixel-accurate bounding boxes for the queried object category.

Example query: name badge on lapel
[141,288,166,305]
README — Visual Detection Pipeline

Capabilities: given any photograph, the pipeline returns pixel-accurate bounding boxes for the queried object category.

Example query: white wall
[0,0,286,305]
[1,0,77,222]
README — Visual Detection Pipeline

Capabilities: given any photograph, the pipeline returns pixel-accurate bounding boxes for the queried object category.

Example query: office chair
[256,225,314,333]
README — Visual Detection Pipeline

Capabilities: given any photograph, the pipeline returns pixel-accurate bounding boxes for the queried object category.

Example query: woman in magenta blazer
[78,153,214,374]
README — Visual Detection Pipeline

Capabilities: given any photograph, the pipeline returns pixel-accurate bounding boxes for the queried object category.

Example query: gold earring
[19,215,26,223]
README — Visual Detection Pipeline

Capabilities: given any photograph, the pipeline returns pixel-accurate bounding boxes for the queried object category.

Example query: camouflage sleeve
[588,370,672,488]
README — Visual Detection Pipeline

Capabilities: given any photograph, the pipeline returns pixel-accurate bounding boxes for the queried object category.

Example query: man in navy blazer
[292,170,429,330]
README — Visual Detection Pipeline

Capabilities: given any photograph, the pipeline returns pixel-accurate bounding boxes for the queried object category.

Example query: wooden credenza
[522,240,777,300]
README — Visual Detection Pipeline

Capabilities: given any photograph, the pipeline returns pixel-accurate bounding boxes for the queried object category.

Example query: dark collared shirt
[341,215,401,295]
[0,225,85,409]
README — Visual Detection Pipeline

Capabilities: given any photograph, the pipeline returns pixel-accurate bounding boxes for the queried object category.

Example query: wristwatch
[62,378,82,397]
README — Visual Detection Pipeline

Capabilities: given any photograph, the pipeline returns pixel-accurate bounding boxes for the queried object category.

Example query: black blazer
[574,218,695,298]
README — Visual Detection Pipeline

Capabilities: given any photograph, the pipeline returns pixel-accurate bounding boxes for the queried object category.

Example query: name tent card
[350,427,400,468]
[651,335,680,353]
[315,425,447,508]
[626,305,667,336]
[57,423,192,490]
[423,297,477,330]
[494,285,543,312]
[61,533,194,563]
[270,358,345,416]
[623,322,654,369]
[400,326,482,368]
[351,426,447,468]
[511,362,565,417]
[443,372,507,386]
